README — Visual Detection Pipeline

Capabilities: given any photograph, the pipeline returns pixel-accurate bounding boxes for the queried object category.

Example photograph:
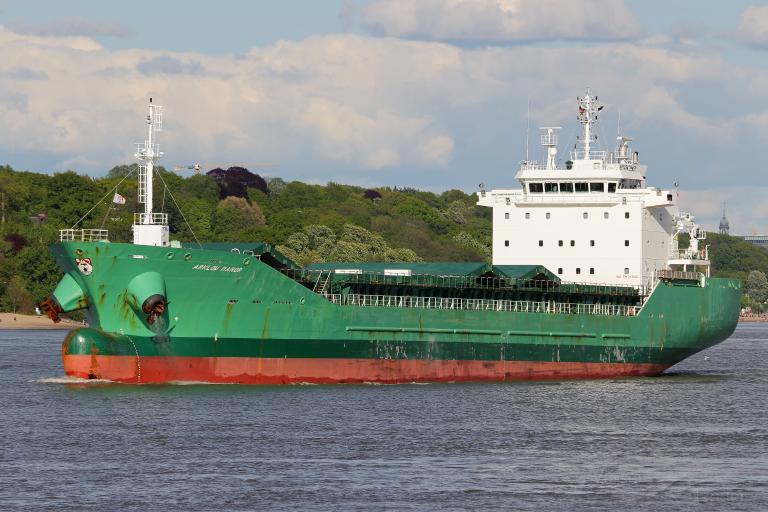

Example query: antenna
[576,88,604,159]
[540,126,561,170]
[525,96,530,163]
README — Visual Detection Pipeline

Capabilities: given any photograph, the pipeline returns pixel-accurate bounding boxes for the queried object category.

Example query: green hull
[47,241,741,383]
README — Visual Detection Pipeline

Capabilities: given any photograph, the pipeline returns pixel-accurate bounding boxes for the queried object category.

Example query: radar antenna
[576,89,604,159]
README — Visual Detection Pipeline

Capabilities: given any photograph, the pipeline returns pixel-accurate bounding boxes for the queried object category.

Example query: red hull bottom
[63,354,668,384]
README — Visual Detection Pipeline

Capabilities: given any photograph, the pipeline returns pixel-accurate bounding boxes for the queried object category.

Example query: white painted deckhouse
[477,90,709,288]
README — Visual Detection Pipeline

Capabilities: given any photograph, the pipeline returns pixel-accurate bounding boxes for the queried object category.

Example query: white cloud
[354,0,643,44]
[0,22,768,231]
[136,56,206,76]
[738,5,768,49]
[680,187,768,236]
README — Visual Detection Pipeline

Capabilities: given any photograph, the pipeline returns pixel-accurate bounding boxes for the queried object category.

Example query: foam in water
[32,375,115,385]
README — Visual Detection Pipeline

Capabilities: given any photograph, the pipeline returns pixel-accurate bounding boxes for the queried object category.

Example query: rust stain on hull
[63,354,668,384]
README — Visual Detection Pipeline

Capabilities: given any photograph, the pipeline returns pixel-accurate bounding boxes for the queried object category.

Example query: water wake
[32,375,114,385]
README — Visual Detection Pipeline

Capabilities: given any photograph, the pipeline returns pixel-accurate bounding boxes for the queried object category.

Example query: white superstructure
[477,90,708,287]
[132,98,169,247]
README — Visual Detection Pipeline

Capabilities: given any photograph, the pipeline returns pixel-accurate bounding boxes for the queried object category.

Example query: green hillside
[0,163,761,313]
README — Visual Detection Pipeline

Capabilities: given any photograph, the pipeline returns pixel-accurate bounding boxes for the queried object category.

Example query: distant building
[741,235,768,250]
[29,212,47,225]
[719,209,729,235]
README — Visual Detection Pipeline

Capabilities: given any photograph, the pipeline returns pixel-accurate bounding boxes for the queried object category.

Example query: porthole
[243,257,251,265]
[166,252,175,260]
[184,253,192,261]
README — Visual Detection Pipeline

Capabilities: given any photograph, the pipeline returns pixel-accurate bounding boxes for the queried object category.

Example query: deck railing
[656,270,702,282]
[133,212,169,225]
[59,229,109,242]
[323,293,639,316]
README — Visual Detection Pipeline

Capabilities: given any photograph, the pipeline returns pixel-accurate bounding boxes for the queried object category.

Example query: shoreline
[0,313,83,330]
[739,316,768,323]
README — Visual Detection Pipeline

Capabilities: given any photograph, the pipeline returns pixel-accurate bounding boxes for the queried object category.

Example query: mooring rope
[70,168,136,229]
[154,168,202,248]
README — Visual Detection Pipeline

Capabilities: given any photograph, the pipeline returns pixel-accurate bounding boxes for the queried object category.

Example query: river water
[1,325,767,511]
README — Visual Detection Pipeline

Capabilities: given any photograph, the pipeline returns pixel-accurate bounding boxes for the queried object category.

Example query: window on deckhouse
[590,182,604,192]
[559,182,574,192]
[529,183,543,193]
[544,182,558,193]
[575,182,589,193]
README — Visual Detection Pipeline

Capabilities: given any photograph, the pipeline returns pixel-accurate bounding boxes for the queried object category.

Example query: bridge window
[575,182,589,193]
[504,240,510,247]
[590,182,604,192]
[529,183,543,193]
[576,268,581,274]
[590,268,595,274]
[590,240,595,247]
[625,212,630,219]
[570,240,575,247]
[539,240,543,247]
[545,182,558,193]
[558,240,563,247]
[625,240,630,246]
[608,182,617,193]
[559,182,574,192]
[558,268,563,274]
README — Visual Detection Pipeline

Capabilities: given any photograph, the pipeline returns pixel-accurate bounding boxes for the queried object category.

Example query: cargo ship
[41,92,741,384]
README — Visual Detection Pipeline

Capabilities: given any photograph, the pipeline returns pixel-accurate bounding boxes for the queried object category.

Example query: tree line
[1,163,766,314]
[0,164,490,313]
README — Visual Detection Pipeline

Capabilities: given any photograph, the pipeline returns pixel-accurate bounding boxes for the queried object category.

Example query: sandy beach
[0,313,82,330]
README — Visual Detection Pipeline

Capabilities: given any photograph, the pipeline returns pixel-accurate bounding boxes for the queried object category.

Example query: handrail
[134,212,168,225]
[657,270,702,281]
[60,229,109,242]
[322,293,640,317]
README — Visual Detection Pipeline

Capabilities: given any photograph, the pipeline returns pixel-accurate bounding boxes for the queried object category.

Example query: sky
[1,0,768,233]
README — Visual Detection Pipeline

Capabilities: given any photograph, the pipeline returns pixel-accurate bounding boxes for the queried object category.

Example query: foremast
[132,98,169,246]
